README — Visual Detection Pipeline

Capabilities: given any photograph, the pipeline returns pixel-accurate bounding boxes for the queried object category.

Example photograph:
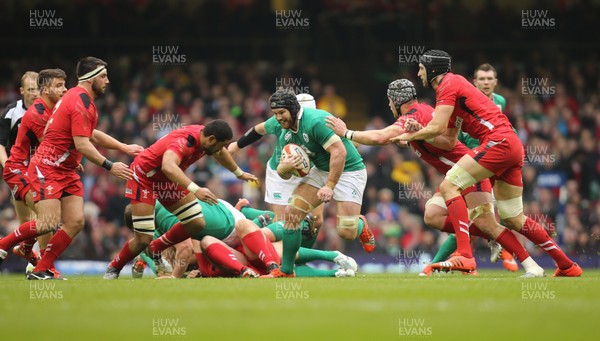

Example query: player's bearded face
[92,72,109,97]
[204,138,228,155]
[274,108,293,129]
[417,64,428,88]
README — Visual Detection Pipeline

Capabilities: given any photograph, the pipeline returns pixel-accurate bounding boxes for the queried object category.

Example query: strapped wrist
[187,182,200,193]
[102,159,113,171]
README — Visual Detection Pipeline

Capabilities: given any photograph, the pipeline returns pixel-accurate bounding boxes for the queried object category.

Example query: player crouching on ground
[103,119,258,279]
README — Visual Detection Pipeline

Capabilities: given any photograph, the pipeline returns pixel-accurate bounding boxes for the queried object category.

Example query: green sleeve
[311,115,335,147]
[493,93,507,113]
[264,116,281,135]
[457,131,480,150]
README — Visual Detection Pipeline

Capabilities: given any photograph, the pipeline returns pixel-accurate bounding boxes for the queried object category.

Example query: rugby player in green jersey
[262,89,375,278]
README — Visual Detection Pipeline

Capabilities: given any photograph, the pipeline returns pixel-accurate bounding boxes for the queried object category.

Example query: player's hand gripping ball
[281,143,311,177]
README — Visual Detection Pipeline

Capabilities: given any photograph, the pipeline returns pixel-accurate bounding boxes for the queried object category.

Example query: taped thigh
[446,164,478,190]
[133,215,155,236]
[496,197,523,220]
[425,195,446,209]
[172,200,204,225]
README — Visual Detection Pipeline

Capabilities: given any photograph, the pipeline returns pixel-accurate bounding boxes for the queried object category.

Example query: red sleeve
[435,76,458,107]
[393,116,407,128]
[166,137,195,161]
[30,113,49,139]
[70,100,95,137]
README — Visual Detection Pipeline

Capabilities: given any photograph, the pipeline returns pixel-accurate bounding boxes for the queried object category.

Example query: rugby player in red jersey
[326,79,544,277]
[0,69,67,272]
[392,50,581,276]
[0,71,43,267]
[103,119,258,279]
[27,57,143,280]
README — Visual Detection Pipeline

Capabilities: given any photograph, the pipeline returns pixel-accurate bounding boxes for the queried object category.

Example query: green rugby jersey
[276,107,364,172]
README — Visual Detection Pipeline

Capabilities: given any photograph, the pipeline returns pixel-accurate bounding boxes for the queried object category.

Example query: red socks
[0,220,37,251]
[34,229,72,272]
[495,229,528,262]
[519,216,573,269]
[445,196,473,258]
[149,223,191,255]
[204,243,244,274]
[109,240,135,270]
[241,230,276,266]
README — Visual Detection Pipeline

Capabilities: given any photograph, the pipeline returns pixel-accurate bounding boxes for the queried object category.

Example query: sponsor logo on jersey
[303,133,309,142]
[455,117,463,129]
[284,132,292,141]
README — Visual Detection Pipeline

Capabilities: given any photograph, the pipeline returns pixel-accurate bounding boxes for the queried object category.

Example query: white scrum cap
[296,93,316,109]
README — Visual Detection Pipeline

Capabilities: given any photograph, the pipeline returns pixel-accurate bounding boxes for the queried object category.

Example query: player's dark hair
[38,69,67,89]
[123,204,133,230]
[203,119,233,141]
[474,63,497,78]
[76,56,107,78]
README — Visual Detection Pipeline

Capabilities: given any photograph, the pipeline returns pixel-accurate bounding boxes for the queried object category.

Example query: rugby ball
[282,143,311,177]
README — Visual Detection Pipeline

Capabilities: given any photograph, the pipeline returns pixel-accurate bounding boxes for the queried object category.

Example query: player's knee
[423,208,439,228]
[200,236,218,251]
[424,196,446,229]
[503,216,524,231]
[496,197,524,230]
[336,215,359,240]
[444,164,477,194]
[235,219,257,236]
[135,233,153,246]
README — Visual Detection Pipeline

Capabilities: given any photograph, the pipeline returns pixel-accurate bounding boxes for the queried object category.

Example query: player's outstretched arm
[391,105,453,143]
[404,118,458,151]
[162,150,218,205]
[91,129,144,156]
[73,135,133,180]
[212,147,258,183]
[325,116,404,146]
[228,122,267,155]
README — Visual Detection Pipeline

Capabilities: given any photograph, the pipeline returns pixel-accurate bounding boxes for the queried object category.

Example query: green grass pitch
[1,270,598,340]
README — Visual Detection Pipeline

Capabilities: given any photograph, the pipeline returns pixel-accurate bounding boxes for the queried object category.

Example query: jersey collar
[291,106,304,133]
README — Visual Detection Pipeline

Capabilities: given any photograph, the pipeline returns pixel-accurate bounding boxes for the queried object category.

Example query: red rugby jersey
[30,86,98,171]
[435,73,513,141]
[133,125,207,182]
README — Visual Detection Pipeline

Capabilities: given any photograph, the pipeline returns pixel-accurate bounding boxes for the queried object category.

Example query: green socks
[281,228,302,274]
[431,234,457,263]
[295,265,337,277]
[240,206,274,220]
[357,218,365,236]
[296,248,338,263]
[140,251,158,274]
